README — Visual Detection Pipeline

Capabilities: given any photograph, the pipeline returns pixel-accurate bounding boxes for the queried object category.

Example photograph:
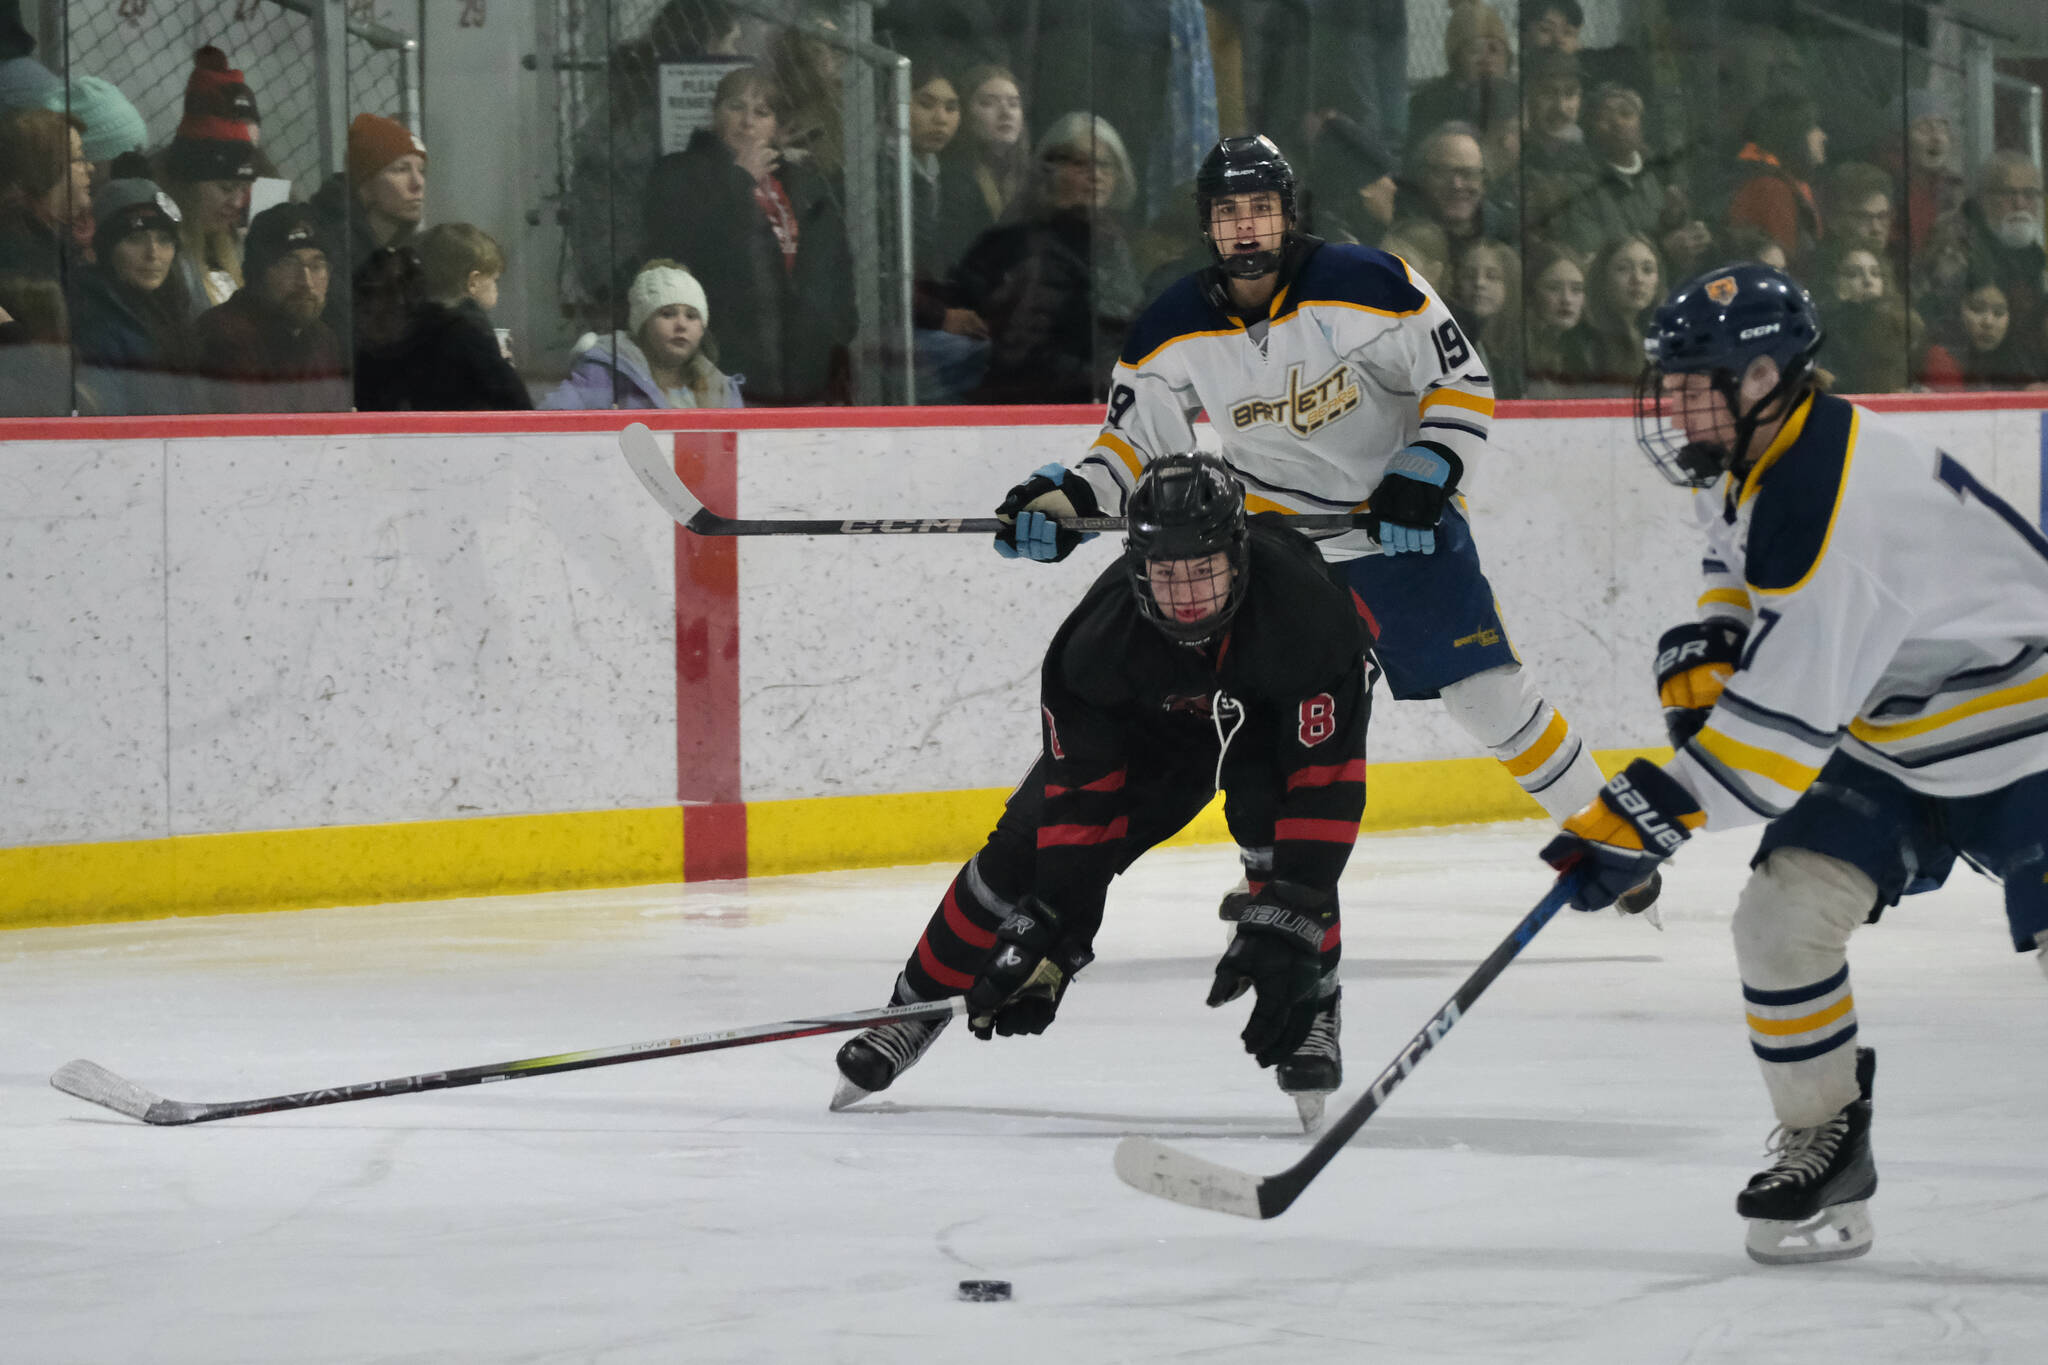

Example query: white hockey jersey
[1665,391,2048,829]
[1073,241,1495,562]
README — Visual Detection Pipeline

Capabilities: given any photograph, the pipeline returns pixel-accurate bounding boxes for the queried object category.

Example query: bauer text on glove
[1541,759,1704,911]
[1207,881,1336,1066]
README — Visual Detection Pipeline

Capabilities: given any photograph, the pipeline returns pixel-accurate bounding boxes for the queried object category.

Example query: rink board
[2,398,2044,926]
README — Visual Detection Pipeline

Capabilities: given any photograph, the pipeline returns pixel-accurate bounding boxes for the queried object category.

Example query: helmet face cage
[1125,456,1251,645]
[1632,264,1822,489]
[1196,136,1298,281]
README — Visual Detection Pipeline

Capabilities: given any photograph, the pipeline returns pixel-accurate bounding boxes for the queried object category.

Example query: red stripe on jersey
[941,884,998,949]
[1044,769,1128,798]
[1286,759,1368,792]
[1321,922,1342,951]
[1038,817,1129,848]
[1275,817,1360,845]
[916,936,977,990]
[1349,588,1380,639]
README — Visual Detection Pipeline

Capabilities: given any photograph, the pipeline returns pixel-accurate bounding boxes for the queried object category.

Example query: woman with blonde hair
[543,259,741,409]
[1451,237,1523,398]
[1522,238,1595,395]
[1580,231,1663,392]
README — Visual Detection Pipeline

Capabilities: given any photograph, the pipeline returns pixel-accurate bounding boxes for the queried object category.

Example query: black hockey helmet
[1195,135,1298,280]
[1634,262,1824,487]
[1125,455,1251,646]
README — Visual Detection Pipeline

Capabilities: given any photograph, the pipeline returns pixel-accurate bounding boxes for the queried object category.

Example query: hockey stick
[50,998,966,1127]
[1113,876,1579,1219]
[617,422,1380,539]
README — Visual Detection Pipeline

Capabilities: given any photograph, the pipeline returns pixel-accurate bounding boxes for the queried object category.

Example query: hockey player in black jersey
[832,455,1372,1129]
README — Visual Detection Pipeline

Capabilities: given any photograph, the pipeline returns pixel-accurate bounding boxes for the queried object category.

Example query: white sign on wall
[659,61,755,155]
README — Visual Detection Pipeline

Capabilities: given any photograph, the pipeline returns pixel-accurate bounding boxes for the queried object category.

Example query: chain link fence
[57,0,414,194]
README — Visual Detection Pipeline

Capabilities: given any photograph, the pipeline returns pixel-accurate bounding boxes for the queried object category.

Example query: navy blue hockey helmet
[1125,455,1251,646]
[1634,262,1824,487]
[1196,135,1299,280]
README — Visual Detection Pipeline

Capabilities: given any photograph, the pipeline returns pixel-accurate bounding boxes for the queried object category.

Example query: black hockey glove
[1655,620,1747,749]
[994,464,1102,562]
[1541,759,1704,911]
[965,896,1095,1039]
[1367,443,1462,556]
[1207,881,1336,1067]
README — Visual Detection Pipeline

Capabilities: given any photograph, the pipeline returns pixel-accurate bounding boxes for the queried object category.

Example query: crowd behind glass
[1,0,2044,415]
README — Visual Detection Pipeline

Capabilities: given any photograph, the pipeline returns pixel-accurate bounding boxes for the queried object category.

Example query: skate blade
[828,1075,873,1112]
[1744,1200,1874,1265]
[1292,1093,1328,1133]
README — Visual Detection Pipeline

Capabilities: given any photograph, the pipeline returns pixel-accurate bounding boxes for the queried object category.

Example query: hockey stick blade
[617,423,1376,540]
[1113,877,1579,1219]
[51,998,966,1126]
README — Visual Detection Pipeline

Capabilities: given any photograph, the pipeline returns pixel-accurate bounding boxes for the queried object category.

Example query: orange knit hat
[346,112,427,188]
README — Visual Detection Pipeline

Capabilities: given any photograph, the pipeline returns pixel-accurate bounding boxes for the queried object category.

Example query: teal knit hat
[42,74,145,163]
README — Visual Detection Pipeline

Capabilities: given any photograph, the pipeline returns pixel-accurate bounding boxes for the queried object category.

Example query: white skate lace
[1755,1114,1848,1186]
[863,1016,945,1073]
[1293,1002,1340,1061]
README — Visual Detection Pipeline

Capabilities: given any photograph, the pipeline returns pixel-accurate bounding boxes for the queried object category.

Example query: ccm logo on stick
[840,518,968,533]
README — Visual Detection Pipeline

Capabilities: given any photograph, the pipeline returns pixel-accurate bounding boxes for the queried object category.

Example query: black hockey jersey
[1033,520,1372,913]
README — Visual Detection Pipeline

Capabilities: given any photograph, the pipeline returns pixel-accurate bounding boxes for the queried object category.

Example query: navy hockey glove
[1368,444,1462,555]
[1207,881,1337,1066]
[1541,759,1704,911]
[966,896,1095,1039]
[994,464,1102,562]
[1655,620,1747,749]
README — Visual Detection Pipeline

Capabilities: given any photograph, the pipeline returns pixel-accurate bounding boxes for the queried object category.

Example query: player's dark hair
[1125,455,1251,646]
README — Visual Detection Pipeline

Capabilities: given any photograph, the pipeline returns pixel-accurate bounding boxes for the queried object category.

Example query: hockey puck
[957,1280,1012,1302]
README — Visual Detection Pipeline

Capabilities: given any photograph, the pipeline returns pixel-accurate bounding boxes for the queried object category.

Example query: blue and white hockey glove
[1541,759,1704,911]
[1368,443,1462,555]
[994,464,1102,562]
[966,897,1095,1038]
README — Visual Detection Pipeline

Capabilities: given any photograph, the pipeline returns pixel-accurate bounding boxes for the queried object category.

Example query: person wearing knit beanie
[541,258,739,410]
[41,74,145,166]
[182,45,260,141]
[627,260,710,334]
[163,47,259,187]
[0,0,62,112]
[347,112,427,246]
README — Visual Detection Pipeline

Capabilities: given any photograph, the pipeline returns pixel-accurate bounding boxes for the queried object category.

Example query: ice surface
[4,821,2044,1364]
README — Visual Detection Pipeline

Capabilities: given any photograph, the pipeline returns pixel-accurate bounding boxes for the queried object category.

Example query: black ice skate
[1277,986,1341,1133]
[1737,1047,1877,1265]
[830,1010,950,1111]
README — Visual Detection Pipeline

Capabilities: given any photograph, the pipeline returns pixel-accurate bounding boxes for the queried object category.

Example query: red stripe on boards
[1038,817,1130,848]
[675,431,744,880]
[1286,759,1368,791]
[1274,817,1360,845]
[942,883,999,949]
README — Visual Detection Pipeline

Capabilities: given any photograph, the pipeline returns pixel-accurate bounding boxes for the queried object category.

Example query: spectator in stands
[1815,239,1916,396]
[1925,152,2047,374]
[1721,222,1788,273]
[193,202,348,412]
[1406,0,1515,152]
[902,63,991,404]
[543,260,741,409]
[1561,81,1710,276]
[768,4,849,176]
[40,72,144,213]
[1727,94,1825,270]
[1822,162,1898,268]
[0,106,85,283]
[1919,278,2045,392]
[1884,88,1964,258]
[1451,237,1523,398]
[72,157,201,415]
[309,112,427,319]
[1522,239,1596,396]
[0,269,67,413]
[933,64,1030,269]
[1401,121,1510,270]
[1303,112,1398,249]
[156,49,262,316]
[1380,217,1450,294]
[1580,231,1663,390]
[0,0,60,112]
[353,233,532,412]
[949,111,1141,404]
[643,65,855,405]
[418,221,514,358]
[1520,50,1590,181]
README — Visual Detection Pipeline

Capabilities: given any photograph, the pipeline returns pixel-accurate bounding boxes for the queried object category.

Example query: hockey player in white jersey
[990,136,1651,1106]
[1541,262,2048,1265]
